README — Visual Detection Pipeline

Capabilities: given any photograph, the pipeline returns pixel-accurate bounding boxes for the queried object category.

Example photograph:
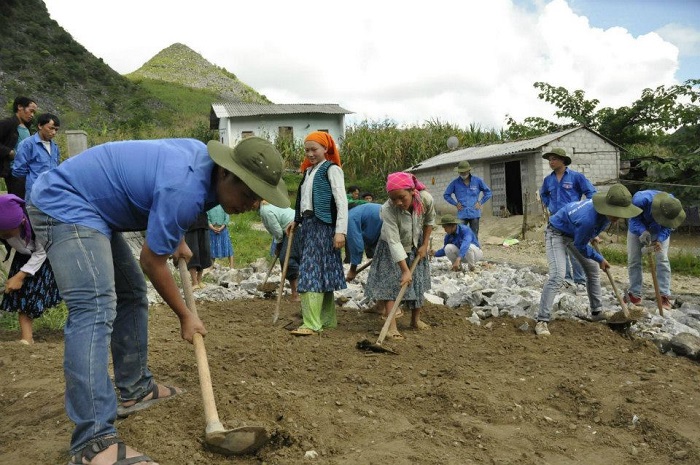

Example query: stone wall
[414,129,620,217]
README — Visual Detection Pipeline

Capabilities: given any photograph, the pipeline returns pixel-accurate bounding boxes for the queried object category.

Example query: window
[242,131,254,138]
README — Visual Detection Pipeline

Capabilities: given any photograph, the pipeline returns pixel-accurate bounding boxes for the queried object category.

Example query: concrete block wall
[549,131,620,186]
[414,165,491,216]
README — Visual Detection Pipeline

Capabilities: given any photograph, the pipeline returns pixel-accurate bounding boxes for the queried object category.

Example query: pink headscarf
[0,194,31,242]
[386,172,426,215]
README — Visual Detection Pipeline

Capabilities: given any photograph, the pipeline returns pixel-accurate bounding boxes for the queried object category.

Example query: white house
[210,103,353,147]
[408,126,623,217]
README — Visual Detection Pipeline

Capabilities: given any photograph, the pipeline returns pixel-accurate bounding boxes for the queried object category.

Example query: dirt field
[1,217,699,465]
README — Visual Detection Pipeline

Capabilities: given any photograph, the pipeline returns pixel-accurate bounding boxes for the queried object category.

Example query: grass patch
[227,210,274,268]
[601,246,700,277]
[0,302,68,332]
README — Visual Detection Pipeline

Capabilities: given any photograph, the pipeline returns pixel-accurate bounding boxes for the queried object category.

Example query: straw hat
[592,184,642,218]
[651,192,685,228]
[453,161,471,173]
[542,148,571,166]
[207,138,289,208]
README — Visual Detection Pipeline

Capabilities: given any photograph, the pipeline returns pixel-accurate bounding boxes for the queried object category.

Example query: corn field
[276,119,504,189]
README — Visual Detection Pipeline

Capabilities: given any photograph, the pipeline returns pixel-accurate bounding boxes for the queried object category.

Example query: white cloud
[44,0,685,130]
[657,23,700,57]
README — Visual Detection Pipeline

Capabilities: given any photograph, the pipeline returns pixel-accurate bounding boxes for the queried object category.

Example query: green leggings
[300,291,337,331]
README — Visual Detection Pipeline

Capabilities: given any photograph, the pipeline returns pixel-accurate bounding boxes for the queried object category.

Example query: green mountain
[0,0,269,136]
[127,43,270,105]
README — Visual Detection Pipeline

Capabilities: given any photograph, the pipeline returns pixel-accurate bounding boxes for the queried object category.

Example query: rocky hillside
[127,43,270,104]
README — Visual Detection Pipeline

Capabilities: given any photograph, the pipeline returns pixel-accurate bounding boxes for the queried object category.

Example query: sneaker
[535,321,551,336]
[575,283,587,295]
[623,292,641,305]
[661,295,672,311]
[589,310,614,322]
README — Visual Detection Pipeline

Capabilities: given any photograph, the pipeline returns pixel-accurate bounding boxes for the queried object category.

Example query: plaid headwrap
[385,172,426,215]
[300,131,342,172]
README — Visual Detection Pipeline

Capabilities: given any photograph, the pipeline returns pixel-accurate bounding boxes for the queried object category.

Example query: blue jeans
[627,230,671,297]
[565,248,587,284]
[538,227,603,322]
[28,207,153,454]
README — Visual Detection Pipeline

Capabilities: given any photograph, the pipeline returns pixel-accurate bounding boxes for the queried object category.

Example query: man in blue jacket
[12,113,61,201]
[431,213,482,271]
[443,160,491,239]
[626,190,685,310]
[345,202,382,281]
[536,184,642,336]
[540,148,596,294]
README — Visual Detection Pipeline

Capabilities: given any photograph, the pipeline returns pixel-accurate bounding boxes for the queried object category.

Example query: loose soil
[2,217,699,465]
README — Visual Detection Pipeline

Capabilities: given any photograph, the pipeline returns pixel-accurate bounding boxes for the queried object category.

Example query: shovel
[257,247,281,293]
[591,243,635,325]
[177,259,268,455]
[648,248,664,317]
[273,228,295,324]
[357,256,421,354]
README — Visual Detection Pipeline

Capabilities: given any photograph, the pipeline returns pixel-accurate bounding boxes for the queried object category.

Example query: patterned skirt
[209,227,234,259]
[297,217,347,293]
[1,252,61,318]
[365,239,431,309]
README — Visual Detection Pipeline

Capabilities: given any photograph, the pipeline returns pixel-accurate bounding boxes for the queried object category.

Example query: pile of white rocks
[152,256,700,362]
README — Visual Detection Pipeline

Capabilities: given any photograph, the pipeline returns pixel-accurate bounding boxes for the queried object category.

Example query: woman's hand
[285,222,296,236]
[400,269,413,286]
[333,233,345,249]
[4,272,27,293]
[417,244,429,259]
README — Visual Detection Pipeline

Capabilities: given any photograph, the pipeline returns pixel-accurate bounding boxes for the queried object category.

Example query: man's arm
[139,240,206,343]
[443,180,458,206]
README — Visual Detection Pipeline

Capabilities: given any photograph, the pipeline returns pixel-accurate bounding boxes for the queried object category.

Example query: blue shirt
[434,223,479,258]
[443,174,492,220]
[12,133,61,201]
[346,203,382,265]
[549,199,609,263]
[628,190,673,243]
[540,168,596,214]
[31,139,217,255]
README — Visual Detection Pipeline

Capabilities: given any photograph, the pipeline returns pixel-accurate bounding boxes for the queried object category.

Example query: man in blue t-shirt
[345,202,382,281]
[28,137,288,464]
[540,148,596,294]
[431,213,482,272]
[536,184,642,337]
[626,190,685,310]
[443,160,491,239]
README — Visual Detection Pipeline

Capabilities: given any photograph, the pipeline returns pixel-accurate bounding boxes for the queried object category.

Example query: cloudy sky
[43,0,700,130]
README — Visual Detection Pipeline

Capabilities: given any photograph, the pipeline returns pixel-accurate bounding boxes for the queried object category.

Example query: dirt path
[1,216,699,465]
[2,296,700,465]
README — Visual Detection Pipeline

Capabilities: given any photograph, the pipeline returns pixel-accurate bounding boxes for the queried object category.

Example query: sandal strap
[75,436,121,462]
[114,454,154,465]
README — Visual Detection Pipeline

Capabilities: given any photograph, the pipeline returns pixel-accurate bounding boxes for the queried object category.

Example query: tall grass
[601,246,700,277]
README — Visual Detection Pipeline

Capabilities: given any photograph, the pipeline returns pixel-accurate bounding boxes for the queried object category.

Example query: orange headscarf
[300,131,342,172]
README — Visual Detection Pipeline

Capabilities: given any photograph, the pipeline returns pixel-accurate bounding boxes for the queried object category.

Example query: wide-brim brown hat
[542,148,571,166]
[651,192,686,228]
[438,213,460,225]
[207,138,290,208]
[453,160,471,173]
[592,184,642,218]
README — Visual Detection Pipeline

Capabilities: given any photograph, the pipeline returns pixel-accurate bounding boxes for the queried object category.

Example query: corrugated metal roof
[409,127,587,172]
[211,103,353,118]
